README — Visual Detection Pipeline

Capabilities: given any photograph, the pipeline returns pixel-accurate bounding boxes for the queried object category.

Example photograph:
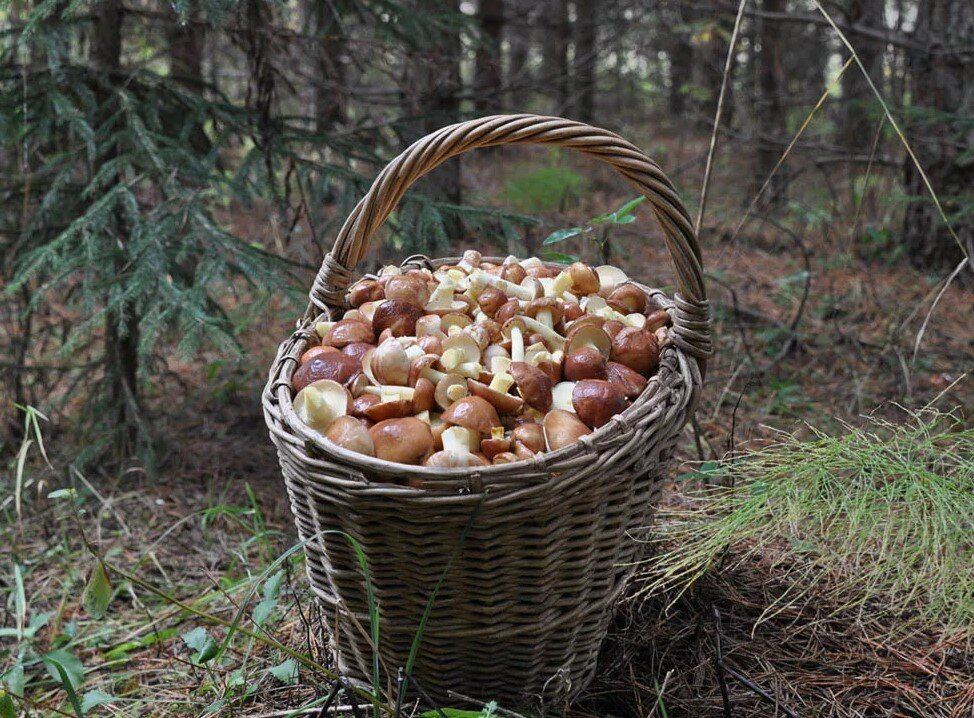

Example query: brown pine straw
[574,548,974,718]
[262,114,713,705]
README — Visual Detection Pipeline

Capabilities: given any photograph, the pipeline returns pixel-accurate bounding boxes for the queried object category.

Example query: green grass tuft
[638,408,974,636]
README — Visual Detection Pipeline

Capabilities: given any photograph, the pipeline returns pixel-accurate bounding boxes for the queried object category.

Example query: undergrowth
[638,407,974,638]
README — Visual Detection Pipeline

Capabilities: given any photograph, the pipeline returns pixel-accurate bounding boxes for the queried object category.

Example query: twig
[406,676,447,718]
[711,606,733,718]
[696,0,748,237]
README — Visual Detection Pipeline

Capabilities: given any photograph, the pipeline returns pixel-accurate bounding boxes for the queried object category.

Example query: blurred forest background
[1,1,972,716]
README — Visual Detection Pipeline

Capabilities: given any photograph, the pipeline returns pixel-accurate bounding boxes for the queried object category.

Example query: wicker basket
[262,114,712,707]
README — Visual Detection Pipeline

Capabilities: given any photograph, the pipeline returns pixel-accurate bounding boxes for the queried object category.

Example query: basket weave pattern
[262,115,711,705]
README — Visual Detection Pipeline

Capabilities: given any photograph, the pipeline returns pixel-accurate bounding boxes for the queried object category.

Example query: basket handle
[308,114,712,361]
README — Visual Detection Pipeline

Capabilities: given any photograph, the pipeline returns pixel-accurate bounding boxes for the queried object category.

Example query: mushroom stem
[510,326,525,362]
[536,309,554,328]
[518,315,566,349]
[469,270,535,301]
[420,366,447,384]
[363,386,415,400]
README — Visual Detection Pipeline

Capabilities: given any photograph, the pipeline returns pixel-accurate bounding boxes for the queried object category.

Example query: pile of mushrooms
[290,252,671,471]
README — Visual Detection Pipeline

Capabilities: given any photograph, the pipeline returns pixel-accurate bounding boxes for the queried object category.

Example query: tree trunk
[311,0,346,130]
[902,0,973,271]
[505,0,531,110]
[573,0,597,122]
[666,8,693,117]
[91,0,142,454]
[697,1,733,128]
[541,0,569,114]
[475,0,504,113]
[167,6,204,83]
[754,0,786,206]
[839,0,885,147]
[402,0,463,220]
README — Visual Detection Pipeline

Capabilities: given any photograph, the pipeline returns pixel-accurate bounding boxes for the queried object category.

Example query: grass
[638,407,974,638]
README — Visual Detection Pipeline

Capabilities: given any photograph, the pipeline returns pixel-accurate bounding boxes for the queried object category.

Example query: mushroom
[509,361,553,413]
[467,379,525,415]
[477,287,507,318]
[602,320,626,340]
[301,345,339,365]
[369,417,434,464]
[605,361,648,399]
[610,327,660,376]
[565,323,612,359]
[482,343,510,369]
[502,317,528,363]
[596,265,629,297]
[417,334,443,355]
[564,346,607,381]
[424,426,489,468]
[468,269,540,302]
[341,342,373,363]
[370,339,410,385]
[440,333,481,370]
[499,260,527,284]
[606,283,648,315]
[571,379,628,428]
[512,422,545,454]
[347,279,384,307]
[351,393,381,419]
[324,416,375,457]
[457,250,482,274]
[551,381,576,412]
[480,427,512,461]
[415,314,444,338]
[292,352,362,393]
[412,377,435,413]
[372,299,424,337]
[441,312,473,336]
[383,275,430,308]
[645,309,670,332]
[568,262,601,295]
[320,319,375,348]
[441,396,502,438]
[494,299,521,325]
[293,379,352,433]
[434,373,470,410]
[543,410,592,451]
[526,297,564,330]
[492,452,518,465]
[514,315,565,350]
[562,301,584,322]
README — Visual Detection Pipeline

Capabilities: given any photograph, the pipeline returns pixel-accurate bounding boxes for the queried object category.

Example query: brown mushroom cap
[610,327,660,376]
[605,361,649,399]
[477,287,508,318]
[480,437,512,461]
[347,279,384,307]
[321,319,375,348]
[644,308,671,332]
[543,409,592,451]
[564,347,608,381]
[510,361,553,413]
[369,418,434,464]
[492,451,518,464]
[607,283,649,314]
[293,352,362,392]
[512,422,545,453]
[441,396,501,436]
[412,377,435,413]
[370,339,410,385]
[602,320,626,341]
[341,342,373,363]
[324,416,375,457]
[362,399,413,423]
[301,345,339,365]
[383,275,430,308]
[500,262,526,284]
[565,323,612,359]
[571,379,628,428]
[534,358,562,385]
[417,335,443,355]
[351,393,381,419]
[372,299,424,337]
[526,297,564,325]
[467,379,525,415]
[568,262,600,295]
[494,299,521,325]
[562,301,584,322]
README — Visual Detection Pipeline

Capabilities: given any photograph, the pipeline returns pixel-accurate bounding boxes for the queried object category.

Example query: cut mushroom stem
[469,270,536,301]
[517,316,565,349]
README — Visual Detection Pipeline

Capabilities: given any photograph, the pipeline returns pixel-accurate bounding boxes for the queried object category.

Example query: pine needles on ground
[638,408,974,638]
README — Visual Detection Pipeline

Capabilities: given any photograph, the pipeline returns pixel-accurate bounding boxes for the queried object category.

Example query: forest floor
[3,133,972,717]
